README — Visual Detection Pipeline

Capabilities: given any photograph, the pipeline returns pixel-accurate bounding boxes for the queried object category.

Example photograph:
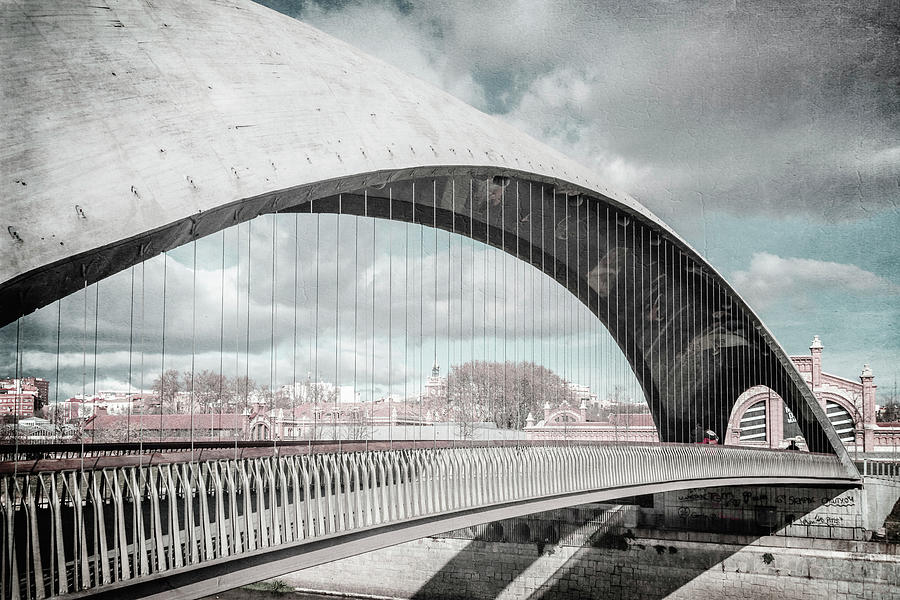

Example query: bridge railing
[0,443,853,600]
[0,439,852,474]
[855,458,900,479]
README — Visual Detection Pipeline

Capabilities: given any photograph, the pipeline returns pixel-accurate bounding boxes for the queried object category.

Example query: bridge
[0,0,880,599]
[0,441,855,599]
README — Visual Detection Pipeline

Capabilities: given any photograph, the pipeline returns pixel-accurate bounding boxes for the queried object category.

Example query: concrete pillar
[810,335,824,391]
[767,389,785,449]
[860,364,876,452]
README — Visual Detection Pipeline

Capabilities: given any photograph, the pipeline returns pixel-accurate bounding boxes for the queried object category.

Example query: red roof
[84,413,246,431]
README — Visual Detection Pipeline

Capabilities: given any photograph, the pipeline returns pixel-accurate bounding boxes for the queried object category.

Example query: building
[568,382,599,406]
[424,361,447,400]
[51,391,153,421]
[726,336,898,453]
[14,416,56,440]
[527,336,898,453]
[0,377,49,418]
[525,399,659,443]
[83,411,247,441]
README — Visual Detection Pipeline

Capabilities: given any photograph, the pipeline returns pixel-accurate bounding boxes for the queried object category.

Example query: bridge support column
[767,392,785,449]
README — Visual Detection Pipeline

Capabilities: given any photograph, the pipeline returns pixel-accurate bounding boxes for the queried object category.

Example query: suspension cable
[271,211,278,447]
[220,228,226,440]
[190,238,197,456]
[54,290,62,442]
[127,266,134,442]
[159,252,167,442]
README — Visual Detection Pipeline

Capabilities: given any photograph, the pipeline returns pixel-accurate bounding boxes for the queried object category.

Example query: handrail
[0,439,851,474]
[854,458,900,479]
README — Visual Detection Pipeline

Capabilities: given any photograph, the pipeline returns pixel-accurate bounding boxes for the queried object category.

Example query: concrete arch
[0,0,854,469]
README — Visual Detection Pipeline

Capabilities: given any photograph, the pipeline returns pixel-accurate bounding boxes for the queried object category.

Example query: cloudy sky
[254,0,899,392]
[1,0,897,405]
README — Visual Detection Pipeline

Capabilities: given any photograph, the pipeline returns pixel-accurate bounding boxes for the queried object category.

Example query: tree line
[150,370,338,414]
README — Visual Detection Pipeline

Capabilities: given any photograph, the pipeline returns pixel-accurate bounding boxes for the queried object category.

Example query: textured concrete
[862,476,900,532]
[273,535,900,600]
[1,0,650,313]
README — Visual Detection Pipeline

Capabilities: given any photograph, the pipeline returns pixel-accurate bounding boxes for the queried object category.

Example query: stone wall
[650,485,866,540]
[261,483,900,600]
[274,534,900,600]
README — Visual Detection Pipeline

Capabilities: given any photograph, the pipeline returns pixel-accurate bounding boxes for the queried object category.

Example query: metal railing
[0,443,853,599]
[855,458,900,479]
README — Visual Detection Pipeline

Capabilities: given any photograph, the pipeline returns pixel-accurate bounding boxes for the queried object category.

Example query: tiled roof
[84,413,247,431]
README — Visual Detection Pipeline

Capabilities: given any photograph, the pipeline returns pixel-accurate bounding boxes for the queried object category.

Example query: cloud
[731,252,900,309]
[4,215,618,400]
[257,0,900,226]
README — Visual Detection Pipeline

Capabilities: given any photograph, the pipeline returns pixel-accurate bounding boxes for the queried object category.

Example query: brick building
[0,377,50,417]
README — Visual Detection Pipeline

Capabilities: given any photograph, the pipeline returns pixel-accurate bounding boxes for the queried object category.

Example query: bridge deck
[0,443,855,600]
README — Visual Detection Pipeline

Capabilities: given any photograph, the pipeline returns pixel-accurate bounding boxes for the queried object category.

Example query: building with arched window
[526,336,900,453]
[725,336,899,453]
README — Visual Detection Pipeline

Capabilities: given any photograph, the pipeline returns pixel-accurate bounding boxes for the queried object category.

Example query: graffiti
[796,514,842,527]
[675,506,747,530]
[821,495,855,507]
[677,491,706,502]
[774,494,818,506]
[677,489,769,506]
[743,491,769,505]
[676,490,740,506]
[770,493,855,507]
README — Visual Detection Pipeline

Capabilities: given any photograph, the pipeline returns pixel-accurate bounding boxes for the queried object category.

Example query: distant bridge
[0,441,855,600]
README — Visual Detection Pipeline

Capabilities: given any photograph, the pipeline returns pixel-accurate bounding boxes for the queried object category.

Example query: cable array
[0,175,835,454]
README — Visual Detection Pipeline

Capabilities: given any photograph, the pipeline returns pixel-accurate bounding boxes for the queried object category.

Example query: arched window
[825,400,855,444]
[739,400,766,442]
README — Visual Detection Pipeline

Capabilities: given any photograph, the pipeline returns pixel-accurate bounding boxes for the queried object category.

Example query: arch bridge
[0,441,856,600]
[0,0,865,598]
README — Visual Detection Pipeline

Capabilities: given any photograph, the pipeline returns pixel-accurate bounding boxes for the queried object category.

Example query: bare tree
[448,361,575,431]
[304,381,338,404]
[343,407,371,440]
[229,375,257,413]
[878,380,899,423]
[151,369,181,414]
[196,370,228,413]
